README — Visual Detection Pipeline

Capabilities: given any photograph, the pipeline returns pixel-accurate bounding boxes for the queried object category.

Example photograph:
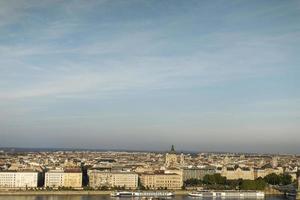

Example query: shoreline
[0,190,283,196]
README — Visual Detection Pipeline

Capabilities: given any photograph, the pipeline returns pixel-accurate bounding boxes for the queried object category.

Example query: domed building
[165,145,178,168]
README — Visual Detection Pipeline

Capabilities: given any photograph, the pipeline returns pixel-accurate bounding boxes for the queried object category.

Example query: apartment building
[88,169,112,188]
[111,172,138,189]
[45,169,82,188]
[0,171,39,188]
[88,169,138,189]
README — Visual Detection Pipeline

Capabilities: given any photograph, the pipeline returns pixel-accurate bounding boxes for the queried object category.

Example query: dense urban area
[0,146,299,192]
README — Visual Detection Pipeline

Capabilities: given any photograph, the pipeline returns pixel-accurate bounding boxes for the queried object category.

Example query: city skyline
[0,0,299,153]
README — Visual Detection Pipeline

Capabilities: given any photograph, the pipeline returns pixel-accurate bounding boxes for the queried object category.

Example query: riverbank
[0,190,283,196]
[0,190,112,196]
[0,190,189,196]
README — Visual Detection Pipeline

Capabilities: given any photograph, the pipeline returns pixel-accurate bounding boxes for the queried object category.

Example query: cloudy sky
[0,0,299,153]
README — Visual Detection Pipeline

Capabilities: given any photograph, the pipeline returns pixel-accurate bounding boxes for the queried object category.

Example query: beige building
[88,170,112,188]
[63,169,82,188]
[220,166,254,180]
[111,172,138,189]
[165,145,178,168]
[254,167,284,179]
[45,169,82,188]
[88,170,138,189]
[218,165,284,180]
[0,171,39,188]
[140,172,183,190]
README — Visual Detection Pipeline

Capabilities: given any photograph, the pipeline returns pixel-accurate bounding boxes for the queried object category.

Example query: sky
[0,0,299,153]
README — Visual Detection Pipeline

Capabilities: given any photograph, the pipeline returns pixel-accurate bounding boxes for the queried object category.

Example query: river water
[0,195,293,200]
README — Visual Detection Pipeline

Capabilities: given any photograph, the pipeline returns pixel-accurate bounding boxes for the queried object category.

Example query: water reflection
[0,195,291,200]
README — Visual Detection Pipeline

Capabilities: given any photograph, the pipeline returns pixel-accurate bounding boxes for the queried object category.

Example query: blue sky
[0,0,299,153]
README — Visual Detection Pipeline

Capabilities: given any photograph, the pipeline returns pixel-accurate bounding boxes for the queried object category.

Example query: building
[219,166,254,180]
[44,170,64,188]
[182,166,216,181]
[45,169,82,188]
[88,169,112,188]
[165,145,178,168]
[88,170,138,189]
[271,156,278,168]
[111,172,138,189]
[253,165,284,179]
[0,171,39,188]
[140,172,183,190]
[63,169,82,188]
[180,153,185,166]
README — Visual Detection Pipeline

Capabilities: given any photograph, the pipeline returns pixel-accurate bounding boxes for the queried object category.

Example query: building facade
[140,172,182,190]
[88,170,138,189]
[88,170,112,188]
[45,169,82,188]
[0,172,39,188]
[182,167,216,181]
[165,145,178,168]
[253,167,284,179]
[111,172,138,189]
[219,166,254,180]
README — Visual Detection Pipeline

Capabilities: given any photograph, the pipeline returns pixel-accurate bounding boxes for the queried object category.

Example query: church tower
[180,153,185,166]
[165,145,178,168]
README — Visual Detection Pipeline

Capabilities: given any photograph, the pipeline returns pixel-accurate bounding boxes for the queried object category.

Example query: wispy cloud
[0,0,299,151]
[0,36,291,101]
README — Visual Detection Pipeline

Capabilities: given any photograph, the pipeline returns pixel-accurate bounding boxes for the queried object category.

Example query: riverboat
[111,191,174,197]
[188,190,265,198]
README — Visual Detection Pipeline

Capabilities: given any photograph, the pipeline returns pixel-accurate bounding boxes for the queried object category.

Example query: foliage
[240,179,266,190]
[83,186,94,190]
[263,173,292,185]
[203,174,227,185]
[184,178,202,186]
[185,174,267,190]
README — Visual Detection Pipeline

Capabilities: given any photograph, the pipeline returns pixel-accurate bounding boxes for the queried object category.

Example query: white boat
[111,191,174,197]
[188,191,265,198]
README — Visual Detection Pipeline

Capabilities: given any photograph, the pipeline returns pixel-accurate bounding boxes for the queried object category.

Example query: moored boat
[188,190,265,198]
[111,191,174,197]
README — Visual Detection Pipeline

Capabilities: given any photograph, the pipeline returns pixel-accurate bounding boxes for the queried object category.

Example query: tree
[203,174,226,185]
[264,173,292,185]
[184,178,202,186]
[264,173,281,185]
[279,174,292,185]
[240,179,266,190]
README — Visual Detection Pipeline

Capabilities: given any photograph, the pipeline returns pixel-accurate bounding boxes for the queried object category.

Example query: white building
[44,170,64,187]
[0,172,39,188]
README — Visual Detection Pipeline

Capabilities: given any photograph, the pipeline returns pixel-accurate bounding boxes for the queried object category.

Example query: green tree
[240,179,266,190]
[203,174,226,185]
[264,173,281,185]
[264,173,292,185]
[279,174,292,185]
[184,178,202,186]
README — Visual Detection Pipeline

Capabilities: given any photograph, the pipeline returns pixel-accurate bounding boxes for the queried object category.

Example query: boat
[188,190,265,198]
[111,191,174,197]
[285,192,296,197]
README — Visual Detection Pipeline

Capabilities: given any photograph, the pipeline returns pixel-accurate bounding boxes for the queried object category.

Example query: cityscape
[0,146,299,196]
[1,0,300,200]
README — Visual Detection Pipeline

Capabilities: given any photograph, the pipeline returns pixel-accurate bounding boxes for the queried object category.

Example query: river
[0,195,293,200]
